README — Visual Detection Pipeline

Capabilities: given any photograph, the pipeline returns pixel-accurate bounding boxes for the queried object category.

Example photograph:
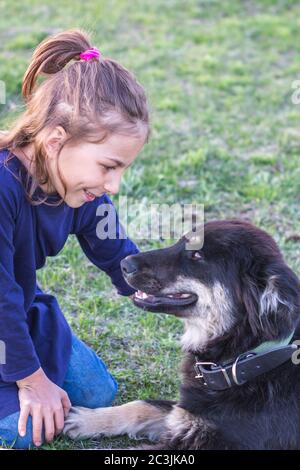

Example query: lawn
[1,0,300,449]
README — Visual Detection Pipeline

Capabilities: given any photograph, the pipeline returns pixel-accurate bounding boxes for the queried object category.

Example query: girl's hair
[0,29,150,206]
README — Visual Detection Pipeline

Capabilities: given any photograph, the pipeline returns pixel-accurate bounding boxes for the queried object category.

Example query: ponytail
[22,29,91,100]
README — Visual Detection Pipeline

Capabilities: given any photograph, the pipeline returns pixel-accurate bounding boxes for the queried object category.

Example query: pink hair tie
[79,47,101,61]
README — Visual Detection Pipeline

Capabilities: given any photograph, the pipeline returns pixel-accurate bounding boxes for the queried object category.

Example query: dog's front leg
[63,399,176,441]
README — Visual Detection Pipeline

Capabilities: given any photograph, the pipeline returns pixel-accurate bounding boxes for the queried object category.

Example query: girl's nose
[103,176,121,195]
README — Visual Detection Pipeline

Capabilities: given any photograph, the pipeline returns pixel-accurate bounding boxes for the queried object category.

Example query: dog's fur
[64,220,300,449]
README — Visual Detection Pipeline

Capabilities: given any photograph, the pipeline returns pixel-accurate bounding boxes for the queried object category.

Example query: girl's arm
[74,194,139,296]
[0,168,70,446]
[0,169,41,382]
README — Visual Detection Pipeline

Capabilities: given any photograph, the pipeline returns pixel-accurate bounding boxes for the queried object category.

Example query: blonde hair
[0,29,150,206]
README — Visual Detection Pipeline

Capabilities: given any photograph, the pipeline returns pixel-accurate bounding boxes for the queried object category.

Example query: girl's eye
[100,165,117,171]
[191,251,202,260]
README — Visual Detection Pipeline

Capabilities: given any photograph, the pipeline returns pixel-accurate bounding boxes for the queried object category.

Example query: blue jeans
[0,334,118,449]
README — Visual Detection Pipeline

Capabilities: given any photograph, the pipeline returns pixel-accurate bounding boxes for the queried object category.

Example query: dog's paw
[63,406,99,440]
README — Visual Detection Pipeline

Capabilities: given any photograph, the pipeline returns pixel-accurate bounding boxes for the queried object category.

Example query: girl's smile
[83,189,98,202]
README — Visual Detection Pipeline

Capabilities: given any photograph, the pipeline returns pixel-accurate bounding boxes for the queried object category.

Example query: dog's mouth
[133,289,198,312]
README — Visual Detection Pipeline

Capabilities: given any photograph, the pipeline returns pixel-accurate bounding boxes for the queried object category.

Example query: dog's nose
[121,256,139,276]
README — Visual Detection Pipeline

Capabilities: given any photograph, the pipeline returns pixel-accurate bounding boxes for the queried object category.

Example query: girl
[0,29,149,449]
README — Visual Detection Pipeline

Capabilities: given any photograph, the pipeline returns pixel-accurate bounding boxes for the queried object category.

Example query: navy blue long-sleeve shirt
[0,148,138,418]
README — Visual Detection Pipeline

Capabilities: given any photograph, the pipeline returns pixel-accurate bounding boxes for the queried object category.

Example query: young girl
[0,29,149,449]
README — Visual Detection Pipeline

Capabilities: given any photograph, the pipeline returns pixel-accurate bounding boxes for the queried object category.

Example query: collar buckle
[194,338,297,391]
[194,361,217,385]
[194,359,240,388]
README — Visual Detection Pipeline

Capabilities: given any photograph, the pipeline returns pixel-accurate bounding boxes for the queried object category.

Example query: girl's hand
[16,367,71,447]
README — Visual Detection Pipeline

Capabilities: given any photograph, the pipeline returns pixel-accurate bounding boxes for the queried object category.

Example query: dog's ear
[241,263,300,340]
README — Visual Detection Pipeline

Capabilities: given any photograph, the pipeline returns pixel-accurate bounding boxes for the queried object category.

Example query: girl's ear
[241,264,300,340]
[44,126,67,159]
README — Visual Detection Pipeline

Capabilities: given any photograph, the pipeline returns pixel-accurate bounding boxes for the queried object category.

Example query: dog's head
[121,220,300,353]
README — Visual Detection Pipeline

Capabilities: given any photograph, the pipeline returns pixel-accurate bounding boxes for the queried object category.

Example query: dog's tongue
[169,293,189,298]
[133,289,198,311]
[135,290,190,300]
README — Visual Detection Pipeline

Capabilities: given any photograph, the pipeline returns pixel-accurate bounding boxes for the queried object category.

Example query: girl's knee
[81,372,118,408]
[64,335,119,408]
[0,413,41,449]
[99,373,118,407]
[11,434,38,450]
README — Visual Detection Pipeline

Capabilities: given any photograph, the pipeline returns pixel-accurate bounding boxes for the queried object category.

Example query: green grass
[1,0,300,449]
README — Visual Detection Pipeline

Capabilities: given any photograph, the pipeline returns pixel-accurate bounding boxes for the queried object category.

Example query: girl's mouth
[84,189,96,202]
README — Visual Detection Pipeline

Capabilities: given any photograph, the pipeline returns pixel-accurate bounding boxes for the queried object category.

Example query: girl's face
[46,130,145,208]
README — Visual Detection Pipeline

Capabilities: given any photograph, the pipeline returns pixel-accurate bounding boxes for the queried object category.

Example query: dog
[64,219,300,449]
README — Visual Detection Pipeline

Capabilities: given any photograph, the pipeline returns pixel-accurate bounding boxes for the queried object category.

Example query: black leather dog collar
[194,343,298,391]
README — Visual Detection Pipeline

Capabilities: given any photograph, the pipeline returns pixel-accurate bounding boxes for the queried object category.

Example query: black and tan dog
[64,220,300,449]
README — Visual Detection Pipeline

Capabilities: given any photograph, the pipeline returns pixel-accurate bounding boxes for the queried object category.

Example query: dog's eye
[191,251,202,260]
